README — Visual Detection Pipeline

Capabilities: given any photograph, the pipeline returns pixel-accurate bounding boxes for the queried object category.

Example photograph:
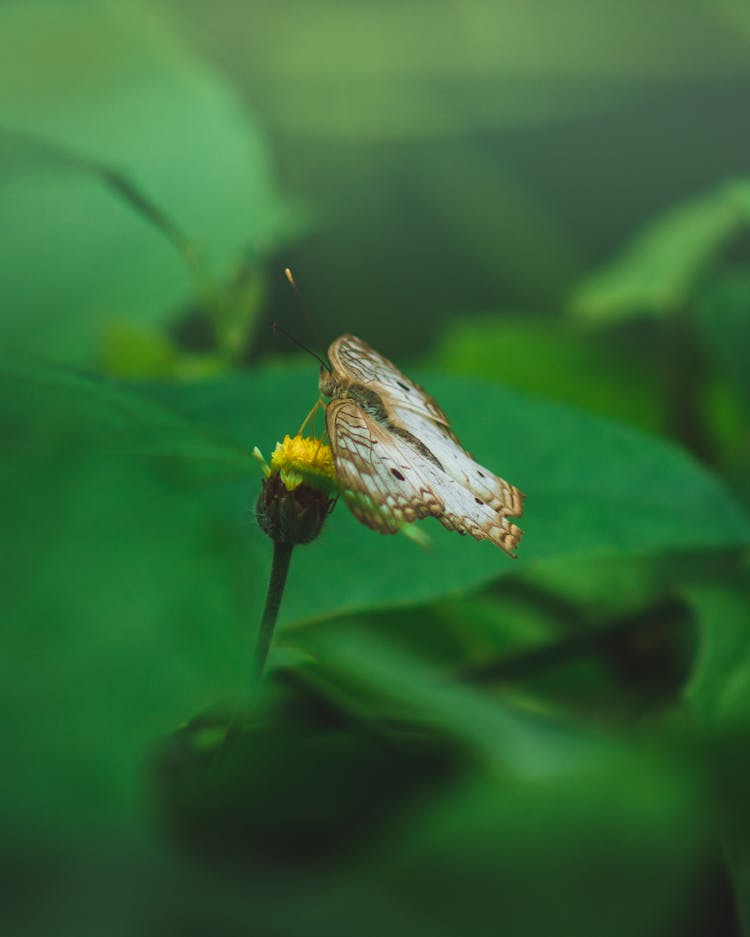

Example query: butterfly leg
[297,399,323,437]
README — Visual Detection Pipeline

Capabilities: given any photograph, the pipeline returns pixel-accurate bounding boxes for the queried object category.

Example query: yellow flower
[269,434,336,492]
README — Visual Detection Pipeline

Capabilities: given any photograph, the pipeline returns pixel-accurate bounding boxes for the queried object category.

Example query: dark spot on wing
[397,381,410,392]
[475,497,484,505]
[478,471,485,478]
[391,468,406,481]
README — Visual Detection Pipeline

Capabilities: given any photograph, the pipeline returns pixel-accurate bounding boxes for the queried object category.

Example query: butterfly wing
[326,398,523,555]
[325,398,443,533]
[328,334,524,519]
[328,334,452,426]
[385,407,525,519]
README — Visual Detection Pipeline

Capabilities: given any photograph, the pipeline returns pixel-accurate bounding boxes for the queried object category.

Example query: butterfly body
[320,334,523,556]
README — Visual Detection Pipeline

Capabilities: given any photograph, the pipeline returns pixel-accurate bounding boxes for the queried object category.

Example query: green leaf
[685,578,750,727]
[1,357,252,478]
[0,128,197,267]
[2,357,748,834]
[0,361,260,833]
[301,626,594,776]
[569,179,750,322]
[430,315,667,432]
[148,366,750,627]
[0,0,293,363]
[696,269,750,408]
[372,761,706,937]
[694,270,750,490]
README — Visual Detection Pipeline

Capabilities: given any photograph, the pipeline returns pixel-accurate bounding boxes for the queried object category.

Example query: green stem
[253,541,294,683]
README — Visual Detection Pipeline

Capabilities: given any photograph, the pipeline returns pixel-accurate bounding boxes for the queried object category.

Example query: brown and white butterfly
[319,334,523,556]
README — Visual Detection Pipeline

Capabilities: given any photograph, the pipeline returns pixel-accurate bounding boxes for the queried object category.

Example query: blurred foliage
[170,0,750,140]
[2,358,748,933]
[0,1,296,366]
[431,315,668,431]
[164,0,750,354]
[569,179,750,321]
[2,2,750,937]
[568,175,750,485]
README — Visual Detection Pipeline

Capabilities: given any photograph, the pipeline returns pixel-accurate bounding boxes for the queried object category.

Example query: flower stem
[253,541,294,683]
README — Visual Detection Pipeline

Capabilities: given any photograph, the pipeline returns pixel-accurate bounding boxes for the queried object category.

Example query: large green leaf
[1,357,252,477]
[0,0,293,363]
[2,357,748,833]
[0,362,258,835]
[0,128,196,266]
[430,315,667,432]
[147,365,750,628]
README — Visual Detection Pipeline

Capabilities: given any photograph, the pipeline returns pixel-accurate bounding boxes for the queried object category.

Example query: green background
[2,2,750,935]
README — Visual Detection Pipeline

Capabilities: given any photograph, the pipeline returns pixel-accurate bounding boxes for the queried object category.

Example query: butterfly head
[319,364,340,399]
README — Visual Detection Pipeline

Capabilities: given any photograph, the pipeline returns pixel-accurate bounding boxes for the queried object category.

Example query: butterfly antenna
[271,321,331,372]
[283,267,330,368]
[284,266,299,290]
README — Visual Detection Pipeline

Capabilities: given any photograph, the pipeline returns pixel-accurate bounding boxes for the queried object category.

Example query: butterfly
[319,334,523,556]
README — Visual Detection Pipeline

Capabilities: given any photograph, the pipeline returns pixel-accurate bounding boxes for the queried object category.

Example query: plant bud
[253,435,337,545]
[256,472,333,544]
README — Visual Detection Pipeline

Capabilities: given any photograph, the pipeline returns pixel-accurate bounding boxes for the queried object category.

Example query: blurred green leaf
[569,179,750,322]
[0,128,197,268]
[685,577,750,727]
[1,357,252,477]
[696,270,750,408]
[518,554,672,621]
[431,315,667,431]
[313,578,694,728]
[98,320,184,379]
[335,586,695,726]
[374,758,708,937]
[695,270,750,490]
[300,625,595,776]
[0,0,294,363]
[0,361,261,833]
